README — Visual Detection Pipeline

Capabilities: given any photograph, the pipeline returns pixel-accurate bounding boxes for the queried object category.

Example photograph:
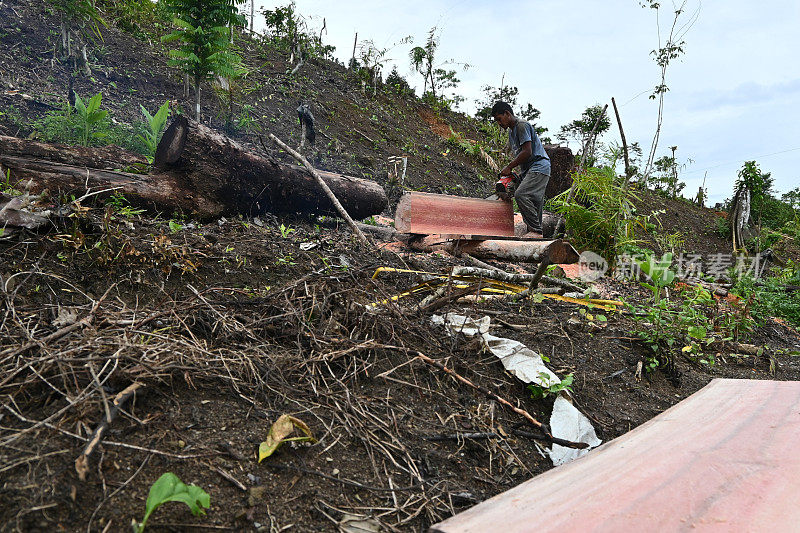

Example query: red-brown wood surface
[395,192,514,236]
[431,378,800,532]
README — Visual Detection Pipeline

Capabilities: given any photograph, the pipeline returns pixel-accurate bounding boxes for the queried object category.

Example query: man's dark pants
[515,171,550,233]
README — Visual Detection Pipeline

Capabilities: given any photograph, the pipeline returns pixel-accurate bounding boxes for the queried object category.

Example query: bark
[0,155,223,215]
[409,236,580,264]
[155,117,387,219]
[1,126,387,220]
[542,145,574,201]
[0,135,148,170]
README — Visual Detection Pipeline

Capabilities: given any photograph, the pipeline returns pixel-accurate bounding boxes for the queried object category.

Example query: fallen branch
[75,382,143,481]
[268,133,372,248]
[450,266,584,293]
[528,257,553,290]
[418,283,482,314]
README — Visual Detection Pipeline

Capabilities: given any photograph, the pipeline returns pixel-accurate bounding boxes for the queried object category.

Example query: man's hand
[499,166,513,177]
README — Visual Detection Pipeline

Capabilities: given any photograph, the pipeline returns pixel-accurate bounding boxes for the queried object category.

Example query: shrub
[550,165,646,262]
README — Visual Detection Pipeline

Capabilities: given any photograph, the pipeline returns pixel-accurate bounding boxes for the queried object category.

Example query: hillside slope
[1,2,799,532]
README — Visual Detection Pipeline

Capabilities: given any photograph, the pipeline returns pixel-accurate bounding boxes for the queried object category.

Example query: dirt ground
[2,1,800,531]
[1,206,799,532]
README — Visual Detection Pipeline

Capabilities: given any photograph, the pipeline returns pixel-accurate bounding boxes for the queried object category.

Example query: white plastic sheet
[432,312,601,465]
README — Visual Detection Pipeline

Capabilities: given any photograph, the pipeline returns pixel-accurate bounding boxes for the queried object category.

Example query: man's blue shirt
[509,119,550,176]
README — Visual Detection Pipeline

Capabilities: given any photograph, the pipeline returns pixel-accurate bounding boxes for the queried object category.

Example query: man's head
[491,101,515,129]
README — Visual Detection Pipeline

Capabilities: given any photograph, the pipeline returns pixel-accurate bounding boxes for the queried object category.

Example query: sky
[252,1,800,204]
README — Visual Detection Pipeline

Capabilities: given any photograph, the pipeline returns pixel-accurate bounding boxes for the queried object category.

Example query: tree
[409,27,469,107]
[47,0,105,75]
[356,36,411,97]
[262,2,334,73]
[474,83,550,141]
[557,104,611,166]
[639,0,700,182]
[161,0,246,121]
[650,146,689,198]
[735,160,772,228]
[782,187,800,210]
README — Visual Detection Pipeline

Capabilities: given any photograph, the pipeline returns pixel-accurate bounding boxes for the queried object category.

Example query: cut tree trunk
[0,135,149,170]
[409,235,579,264]
[0,121,388,220]
[395,192,515,237]
[155,116,387,219]
[543,145,574,201]
[0,155,224,214]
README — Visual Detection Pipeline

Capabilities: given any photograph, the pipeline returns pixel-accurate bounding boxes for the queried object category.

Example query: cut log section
[155,116,387,219]
[409,235,579,264]
[431,378,800,533]
[395,192,515,237]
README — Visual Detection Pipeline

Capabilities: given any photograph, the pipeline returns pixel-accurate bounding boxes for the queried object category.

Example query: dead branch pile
[0,260,558,529]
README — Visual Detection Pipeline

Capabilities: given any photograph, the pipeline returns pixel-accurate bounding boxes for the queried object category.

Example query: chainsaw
[486,171,520,201]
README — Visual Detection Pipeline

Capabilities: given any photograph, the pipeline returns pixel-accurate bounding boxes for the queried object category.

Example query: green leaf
[687,325,707,340]
[74,94,86,115]
[86,109,108,124]
[136,472,210,532]
[87,92,102,114]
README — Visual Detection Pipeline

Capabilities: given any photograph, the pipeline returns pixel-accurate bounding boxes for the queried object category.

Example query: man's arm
[500,141,532,176]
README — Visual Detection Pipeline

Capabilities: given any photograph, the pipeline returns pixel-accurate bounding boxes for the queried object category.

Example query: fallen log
[410,236,580,264]
[0,121,388,219]
[0,155,224,214]
[0,135,149,170]
[513,211,565,239]
[155,117,387,219]
[451,266,585,293]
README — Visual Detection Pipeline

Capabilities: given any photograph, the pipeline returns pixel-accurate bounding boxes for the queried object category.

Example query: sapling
[73,92,108,146]
[137,101,171,160]
[133,472,210,532]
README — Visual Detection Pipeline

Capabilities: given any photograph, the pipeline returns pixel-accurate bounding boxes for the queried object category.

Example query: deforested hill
[0,0,504,208]
[2,2,799,533]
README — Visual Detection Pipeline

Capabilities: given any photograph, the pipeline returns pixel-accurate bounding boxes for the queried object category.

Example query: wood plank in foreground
[395,192,514,237]
[431,378,800,532]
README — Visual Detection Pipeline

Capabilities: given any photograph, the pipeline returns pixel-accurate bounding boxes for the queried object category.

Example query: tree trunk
[0,135,149,169]
[194,76,201,122]
[0,154,221,215]
[408,235,579,264]
[1,126,388,220]
[154,116,387,219]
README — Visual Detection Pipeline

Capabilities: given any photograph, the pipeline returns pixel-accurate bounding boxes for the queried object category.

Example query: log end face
[154,116,189,168]
[546,240,580,264]
[394,193,412,232]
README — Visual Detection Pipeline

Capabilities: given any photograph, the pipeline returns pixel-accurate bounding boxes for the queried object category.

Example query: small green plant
[550,163,646,263]
[133,472,210,532]
[528,373,574,400]
[636,252,676,303]
[107,192,145,218]
[137,101,171,160]
[1,168,20,194]
[74,92,109,146]
[168,219,184,233]
[279,223,295,238]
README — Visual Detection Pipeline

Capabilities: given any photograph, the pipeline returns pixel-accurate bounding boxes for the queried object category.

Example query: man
[492,101,550,238]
